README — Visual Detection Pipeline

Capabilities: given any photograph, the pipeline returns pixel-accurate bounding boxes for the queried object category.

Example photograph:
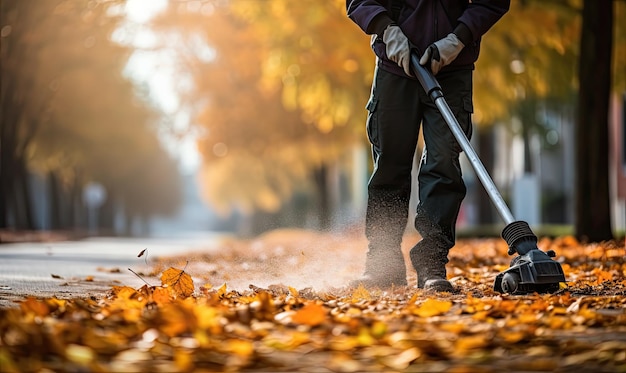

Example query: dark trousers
[364,66,473,280]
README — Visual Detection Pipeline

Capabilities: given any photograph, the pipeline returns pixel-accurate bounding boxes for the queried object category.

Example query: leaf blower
[410,52,566,294]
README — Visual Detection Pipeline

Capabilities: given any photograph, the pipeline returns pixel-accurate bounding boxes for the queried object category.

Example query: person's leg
[358,66,423,287]
[409,70,473,291]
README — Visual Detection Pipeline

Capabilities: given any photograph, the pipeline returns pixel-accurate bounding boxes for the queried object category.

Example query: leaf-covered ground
[1,229,625,372]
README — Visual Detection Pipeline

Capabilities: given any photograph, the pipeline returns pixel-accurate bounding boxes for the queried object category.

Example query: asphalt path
[0,233,226,308]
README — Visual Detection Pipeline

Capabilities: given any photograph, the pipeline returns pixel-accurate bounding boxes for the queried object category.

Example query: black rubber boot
[351,188,410,288]
[410,239,453,292]
[350,246,407,288]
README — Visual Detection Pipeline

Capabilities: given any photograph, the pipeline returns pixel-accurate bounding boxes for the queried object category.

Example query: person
[346,0,510,292]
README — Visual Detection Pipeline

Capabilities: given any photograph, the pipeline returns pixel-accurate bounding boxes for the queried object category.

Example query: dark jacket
[346,0,510,76]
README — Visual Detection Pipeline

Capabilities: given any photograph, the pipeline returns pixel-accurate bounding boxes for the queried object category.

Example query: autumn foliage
[1,232,625,372]
[0,0,182,230]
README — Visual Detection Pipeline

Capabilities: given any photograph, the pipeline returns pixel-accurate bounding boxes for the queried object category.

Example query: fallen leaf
[382,347,421,370]
[413,298,452,317]
[2,233,625,373]
[152,286,172,305]
[291,303,326,326]
[455,334,491,351]
[160,267,194,299]
[351,284,371,301]
[288,286,299,297]
[20,297,51,317]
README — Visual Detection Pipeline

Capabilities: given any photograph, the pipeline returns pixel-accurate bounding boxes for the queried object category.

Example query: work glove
[419,33,465,75]
[382,24,412,76]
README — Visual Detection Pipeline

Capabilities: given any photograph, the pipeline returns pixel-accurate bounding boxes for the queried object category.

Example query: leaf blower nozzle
[502,221,538,256]
[495,221,566,294]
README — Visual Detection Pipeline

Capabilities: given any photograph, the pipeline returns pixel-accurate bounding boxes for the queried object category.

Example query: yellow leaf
[217,283,228,298]
[439,322,465,334]
[288,286,299,297]
[228,339,254,357]
[195,305,223,333]
[174,350,193,371]
[112,286,139,300]
[159,304,191,337]
[500,330,527,343]
[370,320,387,338]
[357,327,375,346]
[456,335,490,351]
[351,284,371,301]
[160,267,194,299]
[413,298,452,317]
[65,344,94,365]
[292,303,326,326]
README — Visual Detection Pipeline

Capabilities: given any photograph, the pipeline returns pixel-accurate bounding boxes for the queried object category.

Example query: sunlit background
[1,0,625,240]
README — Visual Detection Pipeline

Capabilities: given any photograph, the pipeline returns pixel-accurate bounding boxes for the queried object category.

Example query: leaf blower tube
[410,52,566,293]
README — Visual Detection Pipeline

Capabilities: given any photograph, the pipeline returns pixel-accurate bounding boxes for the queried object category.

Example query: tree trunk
[314,164,331,230]
[48,171,62,230]
[519,99,537,174]
[0,148,13,228]
[98,191,115,236]
[14,157,34,229]
[574,0,614,242]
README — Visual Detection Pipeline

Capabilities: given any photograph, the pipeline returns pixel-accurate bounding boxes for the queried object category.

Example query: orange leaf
[112,286,139,300]
[160,267,194,299]
[413,298,452,317]
[152,286,172,305]
[20,297,51,317]
[292,303,327,326]
[456,335,490,351]
[227,339,254,357]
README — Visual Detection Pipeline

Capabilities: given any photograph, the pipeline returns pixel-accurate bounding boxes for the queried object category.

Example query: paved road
[0,233,226,308]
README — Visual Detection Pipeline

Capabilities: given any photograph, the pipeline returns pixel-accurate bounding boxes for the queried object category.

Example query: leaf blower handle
[410,52,442,101]
[410,49,517,228]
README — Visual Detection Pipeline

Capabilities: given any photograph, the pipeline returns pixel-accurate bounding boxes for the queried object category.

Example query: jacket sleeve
[457,0,510,42]
[346,0,392,35]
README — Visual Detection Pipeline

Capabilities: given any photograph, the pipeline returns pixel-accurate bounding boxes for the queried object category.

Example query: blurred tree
[0,0,182,232]
[1,0,54,228]
[151,0,624,235]
[153,0,371,229]
[574,0,614,242]
[481,0,623,241]
[467,0,581,224]
[474,1,580,125]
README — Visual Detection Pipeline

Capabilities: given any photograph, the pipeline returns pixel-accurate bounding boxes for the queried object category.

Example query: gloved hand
[419,33,465,75]
[382,24,412,76]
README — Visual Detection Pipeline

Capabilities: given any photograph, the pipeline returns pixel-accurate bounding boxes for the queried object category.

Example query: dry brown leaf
[160,267,194,299]
[3,234,625,373]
